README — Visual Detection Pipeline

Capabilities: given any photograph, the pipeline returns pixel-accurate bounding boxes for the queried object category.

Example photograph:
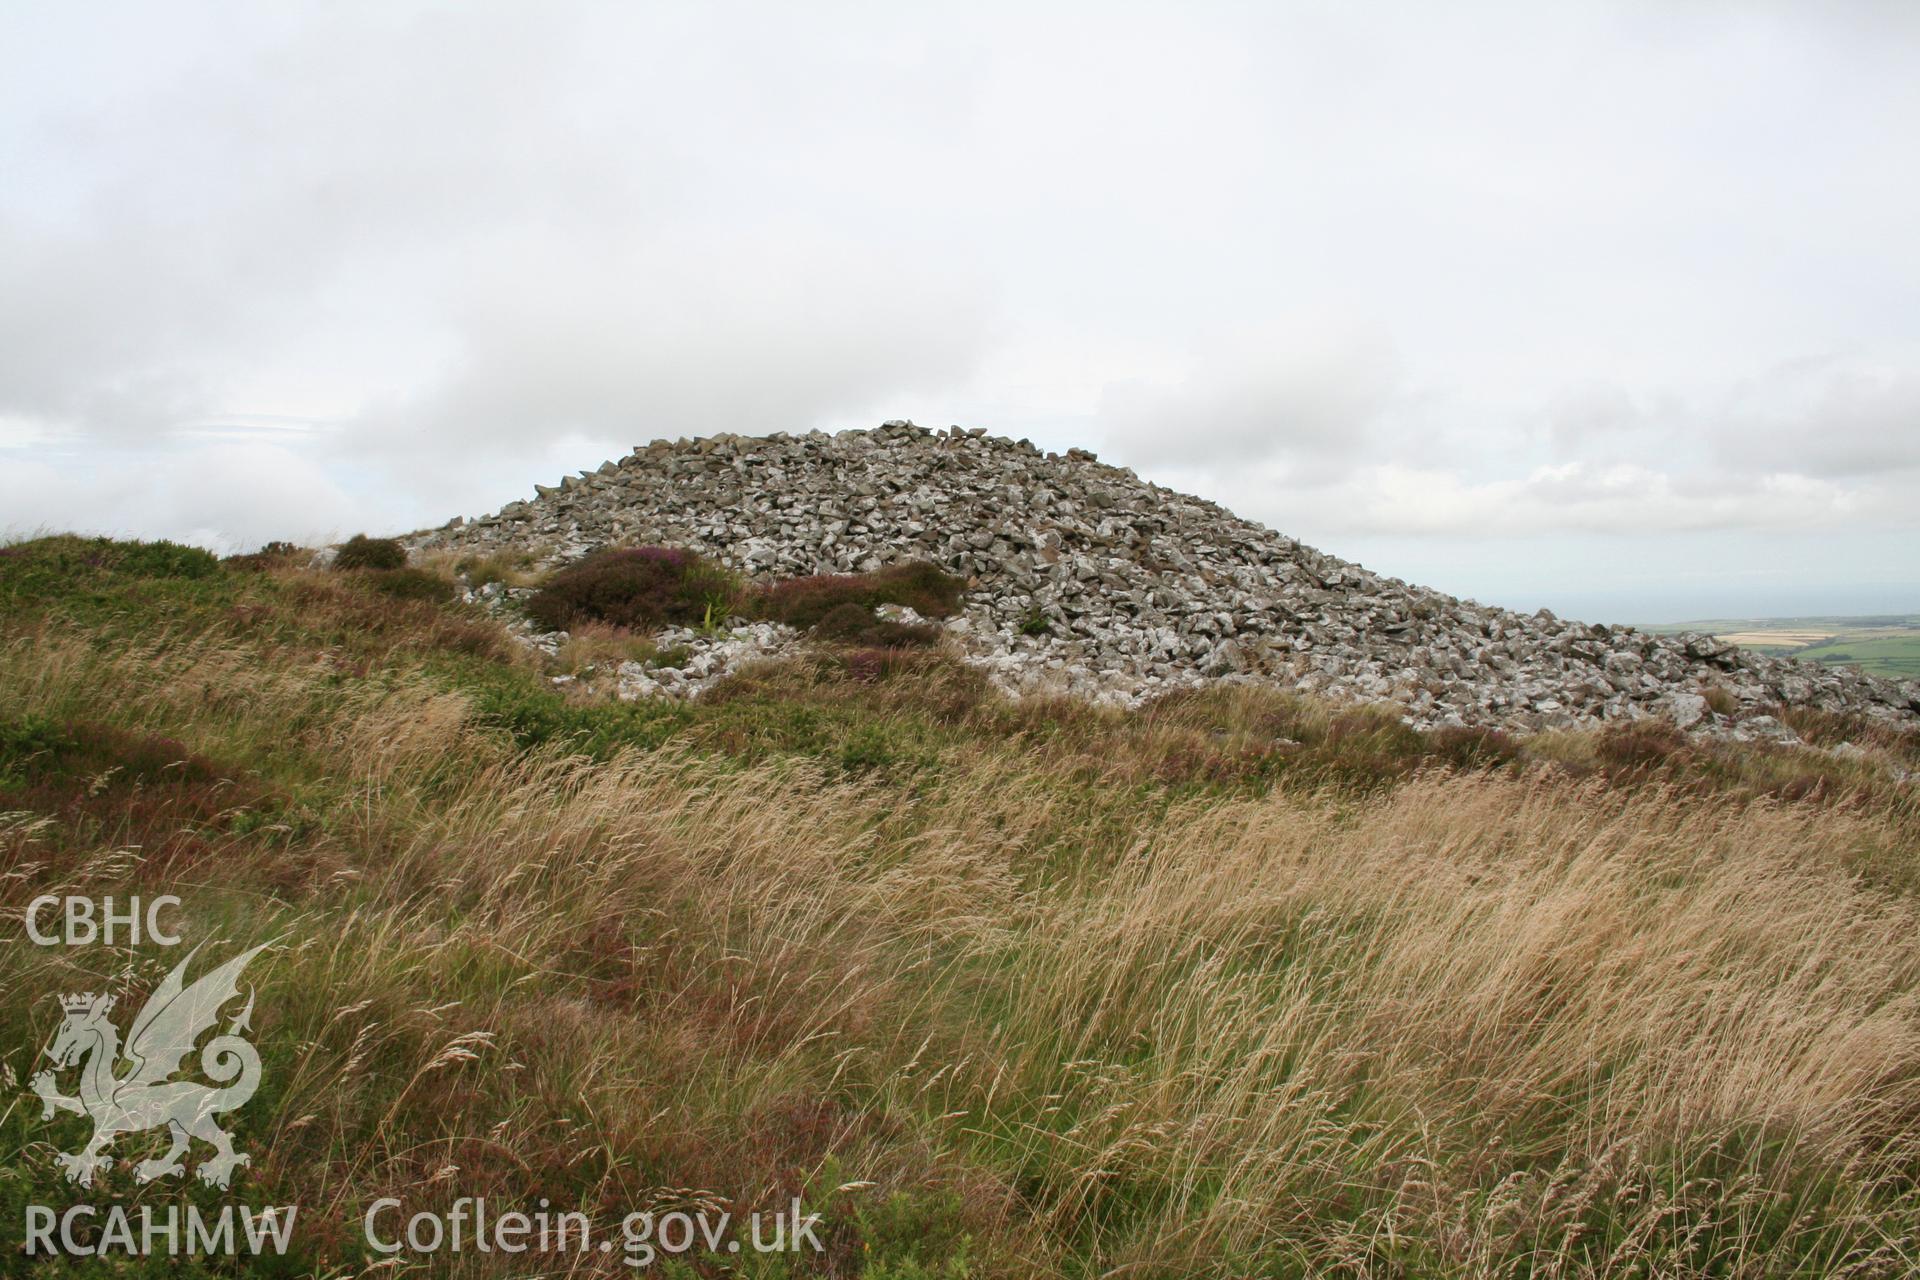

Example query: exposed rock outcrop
[415,422,1920,732]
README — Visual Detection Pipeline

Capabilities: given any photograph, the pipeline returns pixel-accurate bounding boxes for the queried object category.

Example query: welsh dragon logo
[29,943,269,1190]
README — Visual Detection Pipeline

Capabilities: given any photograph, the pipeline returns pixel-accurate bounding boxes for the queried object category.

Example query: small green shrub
[0,535,221,608]
[334,534,408,571]
[96,539,223,579]
[1018,607,1051,637]
[526,546,741,632]
[0,714,73,789]
[839,724,902,773]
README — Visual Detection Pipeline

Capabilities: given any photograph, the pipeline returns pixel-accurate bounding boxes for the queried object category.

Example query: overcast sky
[4,2,1917,622]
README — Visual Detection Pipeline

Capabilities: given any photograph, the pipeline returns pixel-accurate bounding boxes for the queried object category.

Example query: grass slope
[2,536,1918,1278]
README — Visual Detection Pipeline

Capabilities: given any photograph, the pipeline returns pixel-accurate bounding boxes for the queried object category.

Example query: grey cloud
[1095,332,1404,474]
[1542,382,1650,456]
[1181,457,1912,545]
[1712,355,1920,478]
[1,4,992,456]
[353,229,993,467]
[0,439,373,552]
[3,2,1918,615]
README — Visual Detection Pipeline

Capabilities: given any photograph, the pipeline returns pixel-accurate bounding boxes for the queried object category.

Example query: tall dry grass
[3,627,1918,1276]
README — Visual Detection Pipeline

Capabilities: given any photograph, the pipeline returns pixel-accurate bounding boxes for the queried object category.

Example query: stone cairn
[412,421,1919,738]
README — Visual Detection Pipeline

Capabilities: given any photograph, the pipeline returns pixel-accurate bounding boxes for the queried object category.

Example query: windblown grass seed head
[0,535,1916,1276]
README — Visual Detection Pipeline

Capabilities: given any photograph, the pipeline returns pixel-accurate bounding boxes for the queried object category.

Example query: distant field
[1643,614,1920,679]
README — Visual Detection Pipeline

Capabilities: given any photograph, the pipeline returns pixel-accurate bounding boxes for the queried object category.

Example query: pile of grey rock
[414,422,1919,735]
[609,620,796,702]
[455,579,797,702]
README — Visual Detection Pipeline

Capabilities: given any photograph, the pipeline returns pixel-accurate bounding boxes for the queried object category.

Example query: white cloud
[1095,326,1405,473]
[1713,353,1920,478]
[0,439,373,553]
[1,1,1917,614]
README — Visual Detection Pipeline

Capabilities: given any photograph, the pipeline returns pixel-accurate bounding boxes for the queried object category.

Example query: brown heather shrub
[2,717,224,801]
[1595,717,1690,771]
[0,714,281,872]
[1773,768,1846,804]
[812,600,941,648]
[754,560,966,628]
[360,565,456,603]
[224,539,304,571]
[333,533,408,570]
[526,545,741,632]
[840,645,936,683]
[1428,723,1521,769]
[282,571,509,661]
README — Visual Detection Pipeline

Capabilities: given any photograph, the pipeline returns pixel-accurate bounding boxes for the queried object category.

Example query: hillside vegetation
[3,535,1918,1278]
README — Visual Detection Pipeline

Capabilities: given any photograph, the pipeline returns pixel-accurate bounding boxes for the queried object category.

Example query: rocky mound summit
[416,421,1919,735]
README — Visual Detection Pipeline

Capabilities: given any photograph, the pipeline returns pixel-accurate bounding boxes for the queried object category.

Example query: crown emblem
[60,993,112,1016]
